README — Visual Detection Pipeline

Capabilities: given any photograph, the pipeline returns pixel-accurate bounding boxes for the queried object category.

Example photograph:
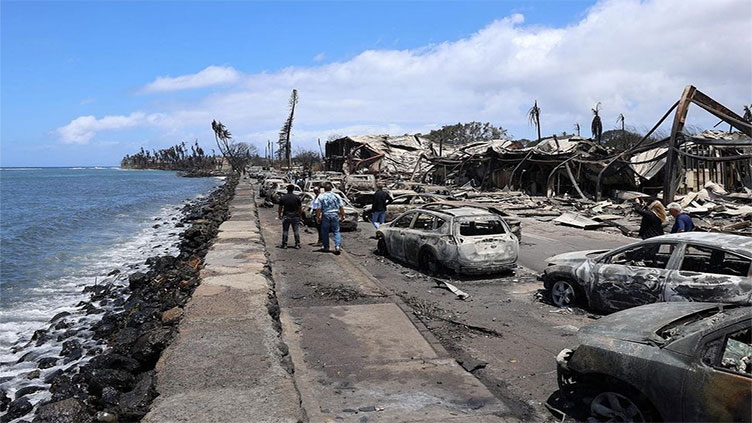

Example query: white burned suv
[376,207,519,275]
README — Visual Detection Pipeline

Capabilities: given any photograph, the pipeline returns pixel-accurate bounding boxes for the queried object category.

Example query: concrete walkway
[144,177,304,423]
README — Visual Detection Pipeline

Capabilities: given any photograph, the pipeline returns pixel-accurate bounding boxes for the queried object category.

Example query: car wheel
[377,238,388,256]
[550,280,577,307]
[419,249,442,275]
[589,390,657,423]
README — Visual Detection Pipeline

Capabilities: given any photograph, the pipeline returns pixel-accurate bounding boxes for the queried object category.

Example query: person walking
[311,186,323,246]
[278,184,303,249]
[633,199,666,239]
[667,202,695,233]
[315,182,345,255]
[371,183,393,229]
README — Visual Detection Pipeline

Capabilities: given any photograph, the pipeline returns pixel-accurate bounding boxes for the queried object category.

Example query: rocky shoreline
[1,174,239,423]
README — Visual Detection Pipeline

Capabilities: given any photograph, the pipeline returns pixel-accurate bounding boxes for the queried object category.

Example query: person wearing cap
[633,199,666,239]
[315,182,345,254]
[371,183,393,229]
[278,184,303,249]
[667,202,695,233]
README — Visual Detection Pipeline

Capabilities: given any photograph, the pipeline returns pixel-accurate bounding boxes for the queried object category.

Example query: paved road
[258,203,512,422]
[258,200,636,422]
[517,217,633,273]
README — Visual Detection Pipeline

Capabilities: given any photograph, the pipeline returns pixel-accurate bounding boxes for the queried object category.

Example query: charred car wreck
[542,232,752,312]
[557,302,751,422]
[376,206,519,275]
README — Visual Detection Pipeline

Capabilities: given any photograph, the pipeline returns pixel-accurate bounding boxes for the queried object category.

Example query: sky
[1,0,750,167]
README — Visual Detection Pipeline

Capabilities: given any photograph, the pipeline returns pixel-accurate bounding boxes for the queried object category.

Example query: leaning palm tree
[591,102,603,144]
[528,100,541,143]
[211,120,243,173]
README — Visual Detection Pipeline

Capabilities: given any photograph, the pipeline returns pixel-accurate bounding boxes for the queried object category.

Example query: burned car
[422,201,522,241]
[556,302,751,422]
[269,183,302,204]
[542,232,752,312]
[362,193,445,222]
[259,178,286,197]
[376,207,518,275]
[299,191,360,231]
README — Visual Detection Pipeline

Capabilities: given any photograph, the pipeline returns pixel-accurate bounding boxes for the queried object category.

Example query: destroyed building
[324,134,439,177]
[323,86,752,236]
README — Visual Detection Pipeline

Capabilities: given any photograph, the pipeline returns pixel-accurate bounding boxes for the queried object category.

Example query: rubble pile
[447,181,752,237]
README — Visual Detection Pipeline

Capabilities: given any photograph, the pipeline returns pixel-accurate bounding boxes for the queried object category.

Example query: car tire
[589,388,660,423]
[550,279,579,308]
[419,249,442,275]
[377,238,388,257]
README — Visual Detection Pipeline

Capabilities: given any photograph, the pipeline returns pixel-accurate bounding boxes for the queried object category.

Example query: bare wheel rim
[551,281,575,307]
[590,391,646,423]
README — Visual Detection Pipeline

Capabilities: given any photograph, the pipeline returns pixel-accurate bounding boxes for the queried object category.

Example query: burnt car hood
[578,302,728,346]
[545,250,607,266]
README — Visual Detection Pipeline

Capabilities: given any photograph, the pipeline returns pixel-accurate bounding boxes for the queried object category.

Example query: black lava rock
[118,371,156,421]
[0,388,9,412]
[37,357,58,369]
[3,397,32,422]
[15,386,45,399]
[33,398,93,423]
[60,340,81,357]
[128,272,148,290]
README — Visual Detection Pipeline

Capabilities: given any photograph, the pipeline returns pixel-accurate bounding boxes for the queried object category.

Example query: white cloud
[313,52,326,62]
[59,0,751,150]
[57,112,152,144]
[140,65,240,93]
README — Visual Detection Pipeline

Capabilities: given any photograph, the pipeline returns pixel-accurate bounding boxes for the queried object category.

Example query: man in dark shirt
[371,183,392,229]
[278,184,303,249]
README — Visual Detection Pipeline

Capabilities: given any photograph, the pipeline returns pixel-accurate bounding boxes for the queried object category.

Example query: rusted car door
[386,212,414,261]
[681,320,752,422]
[588,242,679,312]
[666,244,752,304]
[402,213,438,264]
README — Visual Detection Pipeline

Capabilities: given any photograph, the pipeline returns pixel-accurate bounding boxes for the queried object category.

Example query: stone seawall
[143,176,303,422]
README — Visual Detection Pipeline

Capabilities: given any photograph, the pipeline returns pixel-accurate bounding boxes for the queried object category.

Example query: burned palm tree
[528,100,541,143]
[211,120,243,173]
[278,89,299,169]
[574,123,581,137]
[591,102,603,144]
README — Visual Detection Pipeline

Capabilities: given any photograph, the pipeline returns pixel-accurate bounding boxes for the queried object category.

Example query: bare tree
[574,123,580,137]
[528,100,541,143]
[743,105,751,123]
[591,102,603,144]
[278,89,299,169]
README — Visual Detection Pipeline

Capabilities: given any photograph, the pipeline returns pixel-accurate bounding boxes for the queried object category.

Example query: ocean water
[0,167,221,406]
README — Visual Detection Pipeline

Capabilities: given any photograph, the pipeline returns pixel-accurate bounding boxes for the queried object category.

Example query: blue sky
[1,0,750,167]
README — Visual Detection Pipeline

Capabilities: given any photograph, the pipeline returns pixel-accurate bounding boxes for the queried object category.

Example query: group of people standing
[277,182,345,254]
[634,198,695,239]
